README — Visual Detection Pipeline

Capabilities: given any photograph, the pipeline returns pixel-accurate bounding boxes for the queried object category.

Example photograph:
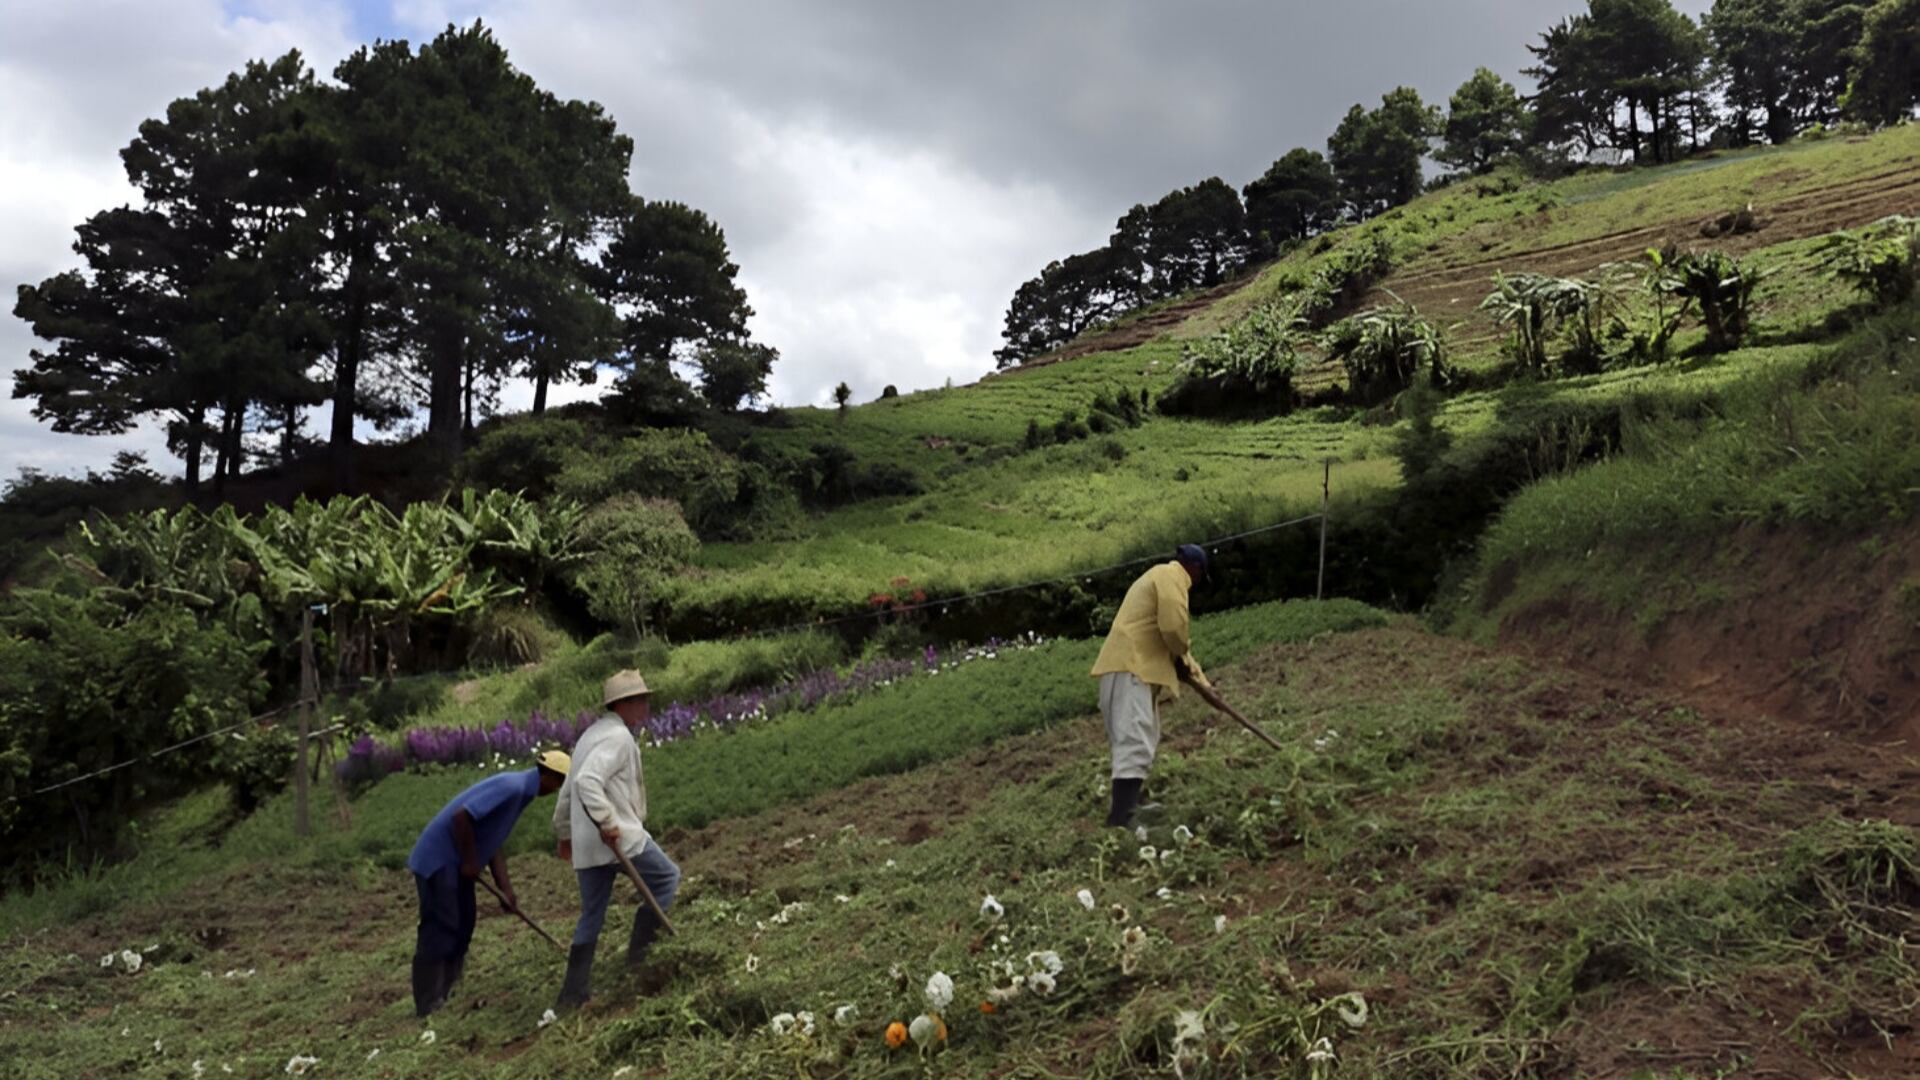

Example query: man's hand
[556,839,573,861]
[599,823,621,845]
[497,885,520,914]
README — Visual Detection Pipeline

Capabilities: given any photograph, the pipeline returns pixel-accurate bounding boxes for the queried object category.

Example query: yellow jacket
[1090,561,1210,699]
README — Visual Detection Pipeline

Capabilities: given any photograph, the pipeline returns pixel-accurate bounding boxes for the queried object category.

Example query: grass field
[8,621,1917,1078]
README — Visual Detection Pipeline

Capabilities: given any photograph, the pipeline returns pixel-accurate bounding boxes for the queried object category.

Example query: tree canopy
[1438,68,1530,173]
[1327,87,1443,217]
[1243,149,1341,255]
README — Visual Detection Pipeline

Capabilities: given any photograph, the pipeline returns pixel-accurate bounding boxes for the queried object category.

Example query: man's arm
[450,809,481,880]
[575,744,624,845]
[488,849,518,912]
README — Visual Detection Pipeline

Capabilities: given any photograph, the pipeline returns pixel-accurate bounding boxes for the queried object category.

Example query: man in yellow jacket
[1090,544,1212,827]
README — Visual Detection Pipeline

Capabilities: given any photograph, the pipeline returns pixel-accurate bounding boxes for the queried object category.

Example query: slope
[9,615,1920,1078]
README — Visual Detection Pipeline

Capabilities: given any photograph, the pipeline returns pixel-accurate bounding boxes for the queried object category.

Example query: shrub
[1302,234,1394,327]
[466,605,571,668]
[458,416,593,499]
[881,385,900,398]
[569,496,700,637]
[1654,249,1765,353]
[1325,303,1452,405]
[1820,216,1919,310]
[1391,373,1453,483]
[1165,301,1310,417]
[553,428,743,536]
[1479,271,1627,375]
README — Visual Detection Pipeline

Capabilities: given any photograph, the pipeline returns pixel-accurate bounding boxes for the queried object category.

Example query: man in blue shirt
[407,749,570,1017]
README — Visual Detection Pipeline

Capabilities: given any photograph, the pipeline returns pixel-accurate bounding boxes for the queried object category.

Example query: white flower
[121,1027,129,1037]
[884,859,897,869]
[796,1011,816,1036]
[745,953,760,974]
[1160,849,1176,865]
[1076,889,1096,911]
[143,943,159,953]
[769,901,807,926]
[99,953,114,968]
[1135,826,1149,842]
[833,1004,858,1026]
[284,1056,319,1076]
[924,971,954,1012]
[834,894,851,904]
[1213,915,1227,934]
[979,895,1004,921]
[1173,825,1193,846]
[769,1012,796,1036]
[193,1062,206,1078]
[1120,951,1140,976]
[908,1014,940,1048]
[1138,846,1158,863]
[1333,992,1368,1029]
[1025,950,1063,975]
[419,1030,436,1046]
[1173,1009,1205,1045]
[1027,971,1056,996]
[1109,903,1129,924]
[120,949,143,974]
[1306,1036,1335,1063]
[365,1048,380,1061]
[538,1008,558,1029]
[153,1039,163,1052]
[1156,887,1174,900]
[1122,926,1148,950]
[612,1068,634,1078]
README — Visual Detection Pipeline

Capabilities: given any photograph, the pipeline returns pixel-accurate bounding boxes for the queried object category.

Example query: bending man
[553,669,682,1008]
[1089,544,1213,827]
[406,749,571,1017]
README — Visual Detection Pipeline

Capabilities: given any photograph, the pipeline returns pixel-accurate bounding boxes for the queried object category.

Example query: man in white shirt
[552,669,682,1008]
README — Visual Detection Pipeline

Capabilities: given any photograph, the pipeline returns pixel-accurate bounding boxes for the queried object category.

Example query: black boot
[1106,778,1144,828]
[411,953,447,1018]
[626,911,658,971]
[556,943,595,1009]
[441,953,466,1002]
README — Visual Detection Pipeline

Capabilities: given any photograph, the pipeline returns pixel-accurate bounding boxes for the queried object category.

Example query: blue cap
[1175,543,1209,577]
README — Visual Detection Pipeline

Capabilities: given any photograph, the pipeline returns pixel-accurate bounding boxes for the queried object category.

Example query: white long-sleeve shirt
[552,714,651,869]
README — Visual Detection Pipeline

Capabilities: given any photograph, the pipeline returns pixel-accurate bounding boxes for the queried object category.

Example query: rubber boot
[556,943,595,1009]
[411,953,447,1018]
[1105,778,1144,828]
[1133,780,1165,825]
[626,910,658,971]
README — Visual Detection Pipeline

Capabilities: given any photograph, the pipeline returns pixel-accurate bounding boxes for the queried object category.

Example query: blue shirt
[407,769,541,878]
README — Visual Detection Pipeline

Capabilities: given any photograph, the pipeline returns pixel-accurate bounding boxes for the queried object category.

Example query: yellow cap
[536,749,571,776]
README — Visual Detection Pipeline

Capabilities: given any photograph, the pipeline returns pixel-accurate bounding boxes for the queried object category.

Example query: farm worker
[552,669,682,1009]
[1090,543,1213,828]
[405,748,571,1017]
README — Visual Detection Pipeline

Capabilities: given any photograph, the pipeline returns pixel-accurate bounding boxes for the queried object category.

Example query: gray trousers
[1100,672,1160,780]
[571,841,681,946]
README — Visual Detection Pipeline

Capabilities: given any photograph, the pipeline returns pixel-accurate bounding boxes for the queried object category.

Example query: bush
[466,605,571,668]
[1164,301,1310,417]
[1325,303,1453,405]
[1656,249,1765,353]
[569,496,701,637]
[337,673,455,732]
[458,416,593,499]
[554,429,744,532]
[1821,216,1919,310]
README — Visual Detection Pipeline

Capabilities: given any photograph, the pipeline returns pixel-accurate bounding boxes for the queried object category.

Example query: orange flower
[884,1021,908,1049]
[979,1001,997,1014]
[935,1015,949,1042]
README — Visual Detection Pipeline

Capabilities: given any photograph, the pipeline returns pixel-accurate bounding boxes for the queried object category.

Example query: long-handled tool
[1189,680,1288,752]
[588,819,677,937]
[476,876,566,953]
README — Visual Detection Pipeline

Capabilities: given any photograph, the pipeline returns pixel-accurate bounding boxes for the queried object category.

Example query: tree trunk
[212,406,233,496]
[330,243,368,493]
[531,347,550,416]
[182,403,205,497]
[463,351,475,434]
[226,402,246,481]
[427,325,465,456]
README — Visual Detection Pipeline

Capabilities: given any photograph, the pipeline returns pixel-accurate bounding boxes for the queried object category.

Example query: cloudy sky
[0,0,1714,478]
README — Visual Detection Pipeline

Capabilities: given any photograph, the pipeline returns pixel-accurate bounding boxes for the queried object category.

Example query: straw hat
[536,749,571,775]
[602,669,651,708]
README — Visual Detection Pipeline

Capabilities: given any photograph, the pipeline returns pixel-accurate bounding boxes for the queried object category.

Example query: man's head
[1175,543,1209,585]
[535,749,571,794]
[603,669,652,730]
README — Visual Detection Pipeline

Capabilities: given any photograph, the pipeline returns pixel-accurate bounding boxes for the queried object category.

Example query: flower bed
[336,636,1043,786]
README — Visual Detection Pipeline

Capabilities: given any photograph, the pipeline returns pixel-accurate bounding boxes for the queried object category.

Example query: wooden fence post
[1316,460,1330,601]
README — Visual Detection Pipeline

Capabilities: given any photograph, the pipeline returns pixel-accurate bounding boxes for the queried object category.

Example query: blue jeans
[571,841,681,947]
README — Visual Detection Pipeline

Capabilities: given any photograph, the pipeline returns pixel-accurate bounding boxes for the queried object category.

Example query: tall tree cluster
[997,0,1918,367]
[14,23,766,495]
